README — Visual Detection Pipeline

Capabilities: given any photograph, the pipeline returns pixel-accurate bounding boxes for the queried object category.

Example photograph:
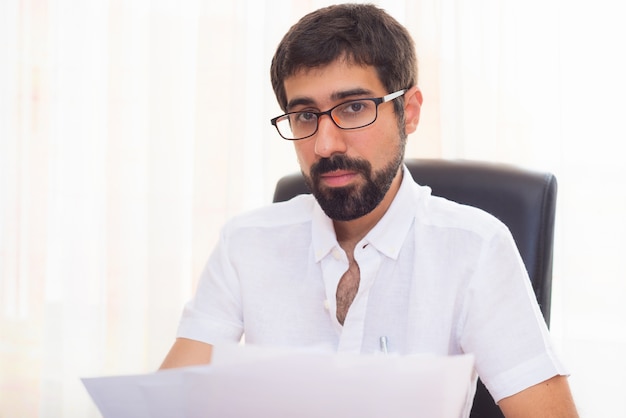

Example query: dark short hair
[270,3,417,115]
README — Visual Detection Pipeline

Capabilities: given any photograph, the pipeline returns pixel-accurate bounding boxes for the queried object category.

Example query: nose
[313,114,347,158]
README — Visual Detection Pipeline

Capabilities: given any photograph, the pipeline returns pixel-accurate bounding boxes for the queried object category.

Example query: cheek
[364,126,397,157]
[294,142,314,170]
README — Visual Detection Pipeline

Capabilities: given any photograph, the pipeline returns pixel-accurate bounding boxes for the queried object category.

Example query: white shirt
[177,166,567,407]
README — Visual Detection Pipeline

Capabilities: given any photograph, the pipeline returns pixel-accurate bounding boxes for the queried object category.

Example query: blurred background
[1,0,624,416]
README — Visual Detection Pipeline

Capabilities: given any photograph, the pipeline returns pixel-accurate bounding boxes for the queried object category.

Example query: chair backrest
[273,158,558,418]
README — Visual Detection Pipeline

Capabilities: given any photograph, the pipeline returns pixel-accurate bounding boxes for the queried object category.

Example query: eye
[346,101,367,113]
[293,111,317,124]
[339,100,372,114]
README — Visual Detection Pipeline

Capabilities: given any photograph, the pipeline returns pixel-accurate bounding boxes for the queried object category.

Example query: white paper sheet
[82,344,475,418]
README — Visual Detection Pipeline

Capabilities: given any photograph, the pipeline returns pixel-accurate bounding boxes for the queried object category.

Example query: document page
[82,344,475,418]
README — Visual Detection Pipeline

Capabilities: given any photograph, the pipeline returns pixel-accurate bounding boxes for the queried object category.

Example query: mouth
[318,170,359,188]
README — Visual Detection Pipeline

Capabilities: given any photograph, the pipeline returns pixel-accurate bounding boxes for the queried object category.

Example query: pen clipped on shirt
[379,336,389,354]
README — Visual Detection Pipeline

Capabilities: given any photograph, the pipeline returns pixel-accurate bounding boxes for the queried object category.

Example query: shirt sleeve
[458,223,569,402]
[176,224,244,345]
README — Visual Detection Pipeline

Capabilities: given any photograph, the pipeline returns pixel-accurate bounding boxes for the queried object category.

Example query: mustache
[310,155,372,179]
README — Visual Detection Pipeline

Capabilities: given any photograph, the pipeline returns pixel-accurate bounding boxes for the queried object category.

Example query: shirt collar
[363,165,418,259]
[312,201,337,262]
[311,165,421,261]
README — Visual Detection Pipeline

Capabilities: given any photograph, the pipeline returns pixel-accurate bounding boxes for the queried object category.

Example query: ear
[403,86,423,135]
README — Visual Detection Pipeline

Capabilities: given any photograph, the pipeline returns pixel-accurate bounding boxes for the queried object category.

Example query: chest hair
[335,255,360,325]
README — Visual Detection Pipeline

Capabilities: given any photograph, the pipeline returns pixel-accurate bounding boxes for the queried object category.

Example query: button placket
[320,246,348,334]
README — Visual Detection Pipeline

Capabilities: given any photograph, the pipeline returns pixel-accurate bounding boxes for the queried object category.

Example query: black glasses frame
[270,89,406,141]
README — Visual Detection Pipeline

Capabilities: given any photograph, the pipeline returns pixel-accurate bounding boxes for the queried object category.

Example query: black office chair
[273,158,558,418]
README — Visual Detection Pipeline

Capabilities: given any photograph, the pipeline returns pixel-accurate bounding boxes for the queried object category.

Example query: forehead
[283,60,385,108]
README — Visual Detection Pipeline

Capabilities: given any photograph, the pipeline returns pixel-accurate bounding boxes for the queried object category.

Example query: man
[161,4,578,416]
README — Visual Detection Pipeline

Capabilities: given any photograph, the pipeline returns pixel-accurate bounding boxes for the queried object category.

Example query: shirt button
[331,248,342,260]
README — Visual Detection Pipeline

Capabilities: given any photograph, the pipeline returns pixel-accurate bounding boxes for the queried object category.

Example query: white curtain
[1,0,624,416]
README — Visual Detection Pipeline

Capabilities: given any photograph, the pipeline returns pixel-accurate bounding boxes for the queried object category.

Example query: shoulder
[214,194,317,265]
[398,166,509,240]
[411,181,509,239]
[221,194,316,239]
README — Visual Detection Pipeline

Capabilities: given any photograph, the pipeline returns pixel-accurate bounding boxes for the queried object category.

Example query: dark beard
[303,152,404,221]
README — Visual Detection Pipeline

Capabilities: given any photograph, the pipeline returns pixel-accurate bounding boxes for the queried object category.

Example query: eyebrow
[286,88,375,111]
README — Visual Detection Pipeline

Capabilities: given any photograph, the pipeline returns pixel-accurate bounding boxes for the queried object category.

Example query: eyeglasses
[270,89,406,141]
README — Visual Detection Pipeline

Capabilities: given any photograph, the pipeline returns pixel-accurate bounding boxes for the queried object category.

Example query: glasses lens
[276,113,318,140]
[331,99,377,129]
